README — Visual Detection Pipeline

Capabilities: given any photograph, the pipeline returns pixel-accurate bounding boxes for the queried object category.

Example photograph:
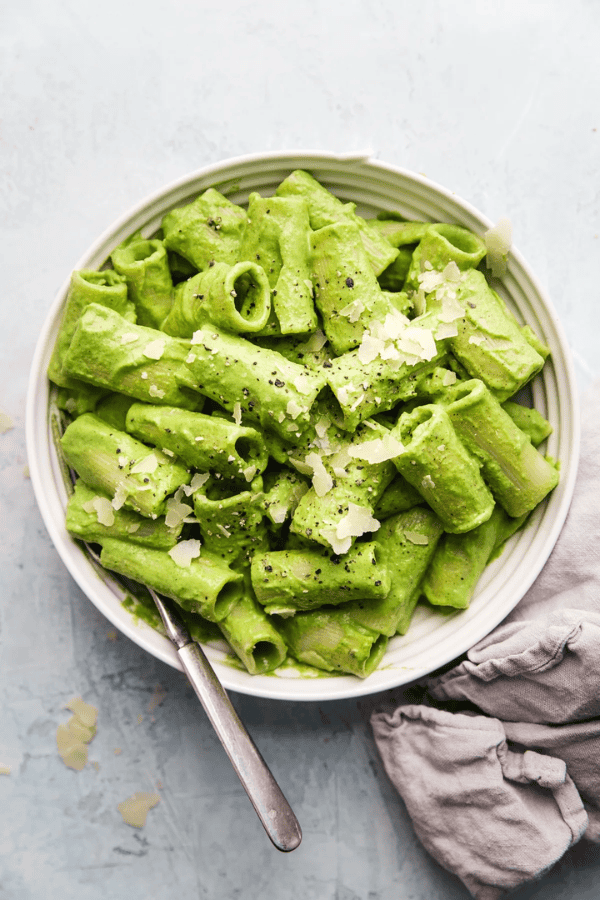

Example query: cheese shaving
[168,539,201,567]
[143,339,166,360]
[233,402,242,426]
[120,332,139,345]
[336,503,381,543]
[165,490,193,527]
[485,217,512,278]
[131,453,160,475]
[404,531,430,545]
[305,452,333,497]
[348,433,405,464]
[117,792,160,828]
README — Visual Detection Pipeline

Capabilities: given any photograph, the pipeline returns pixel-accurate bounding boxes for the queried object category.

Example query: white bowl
[26,151,580,701]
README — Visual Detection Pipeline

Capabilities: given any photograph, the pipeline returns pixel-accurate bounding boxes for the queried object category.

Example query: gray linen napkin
[371,379,600,898]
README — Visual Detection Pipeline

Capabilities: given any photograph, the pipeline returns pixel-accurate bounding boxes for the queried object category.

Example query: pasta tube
[161,187,247,270]
[161,260,271,336]
[60,413,191,518]
[48,269,134,388]
[98,538,243,622]
[343,506,444,635]
[391,404,495,533]
[440,269,546,401]
[277,608,388,678]
[184,323,326,440]
[65,480,183,549]
[310,220,404,354]
[125,402,268,481]
[217,576,287,674]
[404,224,487,290]
[421,506,506,609]
[275,169,398,276]
[250,541,390,614]
[192,474,268,568]
[239,193,317,336]
[440,378,559,517]
[111,237,174,329]
[63,304,202,410]
[289,422,397,553]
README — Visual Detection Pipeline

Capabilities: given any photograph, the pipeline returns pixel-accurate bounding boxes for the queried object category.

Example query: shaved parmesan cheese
[336,503,380,541]
[148,385,166,399]
[321,528,352,555]
[439,293,464,323]
[131,453,160,475]
[186,352,197,364]
[305,452,333,497]
[485,217,512,277]
[112,483,127,510]
[143,339,166,360]
[421,474,436,489]
[181,472,210,496]
[93,496,115,527]
[435,322,459,340]
[287,399,303,419]
[358,333,385,364]
[297,329,327,353]
[120,332,139,345]
[168,539,201,567]
[339,298,364,322]
[243,465,257,482]
[117,792,160,828]
[293,374,315,395]
[165,491,193,527]
[348,433,405,464]
[233,402,242,426]
[404,531,430,545]
[469,334,487,345]
[56,697,98,771]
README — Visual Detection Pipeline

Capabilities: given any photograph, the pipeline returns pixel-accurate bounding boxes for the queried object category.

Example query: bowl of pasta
[26,151,579,700]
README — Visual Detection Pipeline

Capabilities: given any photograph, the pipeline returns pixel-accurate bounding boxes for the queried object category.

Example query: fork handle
[177,641,302,852]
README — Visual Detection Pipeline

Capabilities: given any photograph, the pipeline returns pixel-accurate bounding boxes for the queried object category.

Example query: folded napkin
[371,379,600,899]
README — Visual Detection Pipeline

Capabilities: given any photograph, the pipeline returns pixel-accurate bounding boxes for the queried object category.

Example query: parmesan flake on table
[168,539,201,567]
[56,696,98,771]
[117,792,160,828]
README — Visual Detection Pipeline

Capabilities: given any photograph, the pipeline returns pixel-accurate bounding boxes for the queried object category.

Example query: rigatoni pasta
[50,169,559,679]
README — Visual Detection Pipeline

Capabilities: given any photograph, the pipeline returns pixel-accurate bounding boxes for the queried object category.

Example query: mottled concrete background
[1,1,599,898]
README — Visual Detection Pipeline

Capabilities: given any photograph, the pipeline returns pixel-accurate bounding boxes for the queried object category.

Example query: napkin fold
[371,379,600,899]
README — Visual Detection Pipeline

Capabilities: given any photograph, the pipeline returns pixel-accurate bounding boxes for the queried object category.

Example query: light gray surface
[1,1,599,898]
